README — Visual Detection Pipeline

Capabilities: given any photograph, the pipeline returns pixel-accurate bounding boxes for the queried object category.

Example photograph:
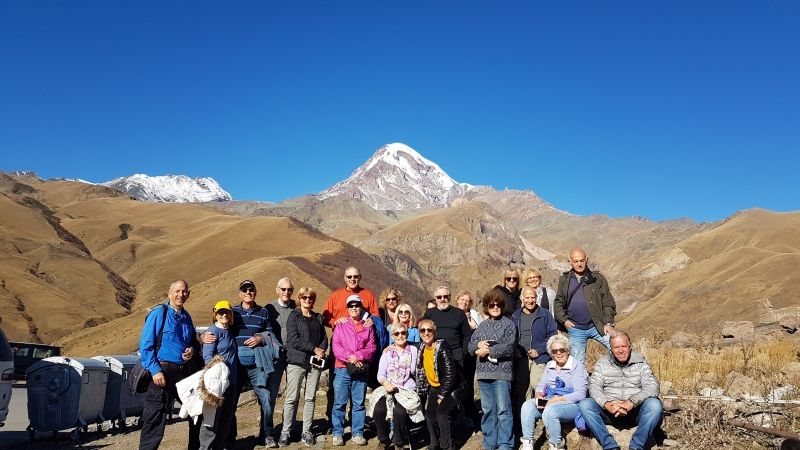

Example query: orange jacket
[322,286,378,328]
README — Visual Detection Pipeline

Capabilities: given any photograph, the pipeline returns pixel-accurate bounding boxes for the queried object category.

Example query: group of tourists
[137,248,663,450]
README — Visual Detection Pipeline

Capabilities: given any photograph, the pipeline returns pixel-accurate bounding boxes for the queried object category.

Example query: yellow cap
[213,300,232,312]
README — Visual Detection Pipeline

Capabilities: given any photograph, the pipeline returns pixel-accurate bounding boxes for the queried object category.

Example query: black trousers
[460,356,480,426]
[374,395,411,446]
[139,362,201,450]
[425,388,457,450]
[511,355,531,439]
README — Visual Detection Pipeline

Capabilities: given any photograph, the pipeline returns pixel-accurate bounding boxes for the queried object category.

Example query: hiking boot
[352,435,368,446]
[332,435,345,446]
[278,434,290,447]
[548,439,567,450]
[302,432,316,446]
[264,436,279,448]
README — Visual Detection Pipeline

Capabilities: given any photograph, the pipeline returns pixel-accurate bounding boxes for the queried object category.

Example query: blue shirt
[139,303,196,376]
[566,275,593,329]
[232,303,271,366]
[203,324,239,386]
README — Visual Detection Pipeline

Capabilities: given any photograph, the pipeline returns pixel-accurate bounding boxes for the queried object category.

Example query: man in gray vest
[265,277,296,445]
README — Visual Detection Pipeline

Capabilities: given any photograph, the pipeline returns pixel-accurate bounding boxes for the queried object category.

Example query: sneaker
[332,435,344,446]
[302,432,316,446]
[278,434,290,447]
[547,439,567,450]
[352,435,368,446]
[520,438,533,450]
[264,436,279,448]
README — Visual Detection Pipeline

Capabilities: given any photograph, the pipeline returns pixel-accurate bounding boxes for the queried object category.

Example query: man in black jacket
[422,286,472,368]
[553,248,617,365]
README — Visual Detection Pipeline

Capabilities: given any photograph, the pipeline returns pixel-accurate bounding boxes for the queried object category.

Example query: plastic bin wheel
[71,427,81,441]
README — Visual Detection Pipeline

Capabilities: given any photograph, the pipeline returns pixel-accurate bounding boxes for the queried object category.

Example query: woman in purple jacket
[519,334,588,450]
[331,295,377,446]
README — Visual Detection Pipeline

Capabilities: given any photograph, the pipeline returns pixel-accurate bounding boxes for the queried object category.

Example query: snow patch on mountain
[319,143,474,210]
[101,174,232,203]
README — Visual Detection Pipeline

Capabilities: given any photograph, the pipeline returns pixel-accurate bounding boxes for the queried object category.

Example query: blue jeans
[332,367,368,438]
[567,326,610,366]
[244,365,274,438]
[578,397,663,450]
[478,379,513,450]
[520,399,579,444]
[265,357,286,436]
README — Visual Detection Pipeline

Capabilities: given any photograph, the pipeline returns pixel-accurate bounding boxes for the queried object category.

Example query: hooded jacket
[177,355,230,426]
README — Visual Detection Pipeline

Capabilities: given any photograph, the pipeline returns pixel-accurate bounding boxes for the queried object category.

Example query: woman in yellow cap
[200,300,239,450]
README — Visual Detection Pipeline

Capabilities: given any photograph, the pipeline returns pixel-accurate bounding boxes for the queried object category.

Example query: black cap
[239,279,256,290]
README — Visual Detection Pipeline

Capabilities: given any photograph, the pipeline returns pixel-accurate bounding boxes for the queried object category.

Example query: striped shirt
[232,303,271,366]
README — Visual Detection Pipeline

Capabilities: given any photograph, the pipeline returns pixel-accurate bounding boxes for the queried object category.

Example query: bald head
[569,248,588,275]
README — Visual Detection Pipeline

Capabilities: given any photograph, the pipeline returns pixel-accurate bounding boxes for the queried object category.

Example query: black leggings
[373,396,411,446]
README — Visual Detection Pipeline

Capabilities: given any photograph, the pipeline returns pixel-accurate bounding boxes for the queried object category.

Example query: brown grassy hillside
[0,175,425,355]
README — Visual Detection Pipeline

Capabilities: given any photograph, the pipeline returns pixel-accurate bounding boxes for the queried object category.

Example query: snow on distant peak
[101,173,232,203]
[319,143,474,210]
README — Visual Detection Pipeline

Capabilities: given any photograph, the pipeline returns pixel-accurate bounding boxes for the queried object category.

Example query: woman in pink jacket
[331,295,377,446]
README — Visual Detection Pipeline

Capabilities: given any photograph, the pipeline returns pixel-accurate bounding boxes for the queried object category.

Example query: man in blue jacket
[510,285,557,440]
[138,279,200,450]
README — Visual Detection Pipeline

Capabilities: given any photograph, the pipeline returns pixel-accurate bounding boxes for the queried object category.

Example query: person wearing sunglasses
[390,304,420,344]
[415,319,464,450]
[468,291,516,450]
[520,334,588,450]
[282,287,328,447]
[202,279,274,448]
[491,268,523,316]
[199,300,239,450]
[331,295,377,446]
[379,288,403,333]
[421,286,472,371]
[372,323,420,450]
[323,267,380,427]
[510,285,557,440]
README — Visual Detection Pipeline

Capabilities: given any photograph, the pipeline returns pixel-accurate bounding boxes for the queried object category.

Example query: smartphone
[310,355,326,370]
[536,397,547,409]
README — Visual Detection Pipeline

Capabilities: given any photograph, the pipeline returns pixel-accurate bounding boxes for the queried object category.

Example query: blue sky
[1,1,797,221]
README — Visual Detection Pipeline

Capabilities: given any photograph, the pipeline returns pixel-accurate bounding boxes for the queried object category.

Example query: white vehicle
[0,325,13,426]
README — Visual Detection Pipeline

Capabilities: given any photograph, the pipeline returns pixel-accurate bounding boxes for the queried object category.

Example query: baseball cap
[239,280,256,291]
[346,294,363,306]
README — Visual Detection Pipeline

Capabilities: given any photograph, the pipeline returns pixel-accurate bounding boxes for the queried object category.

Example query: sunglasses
[418,327,435,334]
[435,295,450,300]
[505,277,519,282]
[345,275,361,279]
[386,297,398,302]
[279,287,294,292]
[300,296,314,300]
[393,331,408,337]
[397,310,411,315]
[487,302,502,308]
[551,348,568,354]
[215,309,230,315]
[240,288,256,293]
[347,304,361,309]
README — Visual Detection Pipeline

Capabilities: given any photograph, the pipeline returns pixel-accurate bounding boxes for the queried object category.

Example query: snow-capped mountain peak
[101,174,232,203]
[319,143,473,210]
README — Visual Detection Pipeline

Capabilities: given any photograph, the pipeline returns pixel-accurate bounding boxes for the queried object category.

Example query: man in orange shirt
[323,266,379,328]
[323,265,379,428]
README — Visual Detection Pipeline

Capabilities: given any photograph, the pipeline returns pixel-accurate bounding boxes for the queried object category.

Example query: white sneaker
[548,439,566,450]
[520,438,533,450]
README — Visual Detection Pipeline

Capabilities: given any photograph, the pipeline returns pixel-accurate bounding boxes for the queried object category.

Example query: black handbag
[128,305,168,393]
[346,360,370,376]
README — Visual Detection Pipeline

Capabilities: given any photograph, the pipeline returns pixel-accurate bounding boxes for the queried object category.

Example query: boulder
[724,371,763,399]
[721,321,754,339]
[782,362,800,386]
[779,314,800,333]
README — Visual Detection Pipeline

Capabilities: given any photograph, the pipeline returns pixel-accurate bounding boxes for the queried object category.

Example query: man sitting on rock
[578,331,662,450]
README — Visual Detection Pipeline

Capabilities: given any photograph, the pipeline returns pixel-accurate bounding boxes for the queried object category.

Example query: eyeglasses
[279,287,294,292]
[240,288,256,293]
[393,331,408,336]
[347,304,361,309]
[505,277,519,282]
[419,327,435,334]
[551,348,568,354]
[487,302,502,308]
[300,296,314,300]
[386,297,398,302]
[398,310,411,315]
[345,275,361,280]
[435,295,450,300]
